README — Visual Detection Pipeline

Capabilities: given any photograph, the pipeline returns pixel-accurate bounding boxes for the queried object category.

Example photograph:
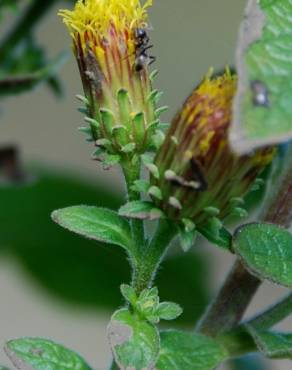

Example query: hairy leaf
[4,337,91,370]
[233,223,292,287]
[156,330,227,370]
[52,206,133,251]
[108,308,160,370]
[248,327,292,359]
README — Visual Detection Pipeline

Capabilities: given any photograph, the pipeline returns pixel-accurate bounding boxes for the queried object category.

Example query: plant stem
[122,159,145,251]
[218,327,256,358]
[132,220,176,294]
[0,0,58,63]
[246,291,292,330]
[197,163,292,337]
[196,260,261,336]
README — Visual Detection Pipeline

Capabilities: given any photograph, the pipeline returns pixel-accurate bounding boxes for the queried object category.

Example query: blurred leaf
[231,0,292,153]
[0,166,208,323]
[108,308,159,370]
[233,223,292,287]
[5,337,92,370]
[0,53,67,96]
[156,330,227,370]
[248,327,292,360]
[52,206,133,252]
[229,354,266,370]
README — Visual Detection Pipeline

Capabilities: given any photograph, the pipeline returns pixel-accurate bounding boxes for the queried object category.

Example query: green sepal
[112,125,129,147]
[78,126,92,135]
[179,227,198,252]
[203,207,220,217]
[119,201,164,220]
[121,142,136,153]
[77,106,88,115]
[168,196,182,210]
[151,130,165,149]
[102,154,121,169]
[198,222,232,250]
[155,106,169,118]
[76,94,89,105]
[131,179,150,193]
[132,112,146,147]
[148,185,162,200]
[117,88,131,131]
[100,108,115,135]
[149,69,159,82]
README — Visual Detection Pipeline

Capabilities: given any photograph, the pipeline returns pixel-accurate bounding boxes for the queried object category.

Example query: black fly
[134,28,156,72]
[251,80,269,107]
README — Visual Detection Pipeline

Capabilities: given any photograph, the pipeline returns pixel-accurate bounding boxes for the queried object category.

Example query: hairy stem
[196,260,261,336]
[246,291,292,330]
[0,0,58,63]
[197,163,292,337]
[122,159,145,251]
[132,220,176,294]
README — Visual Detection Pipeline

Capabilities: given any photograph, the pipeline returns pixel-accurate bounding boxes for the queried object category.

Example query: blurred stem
[196,260,261,336]
[218,327,256,358]
[132,220,176,294]
[246,291,292,330]
[197,163,292,337]
[0,0,58,62]
[122,158,145,251]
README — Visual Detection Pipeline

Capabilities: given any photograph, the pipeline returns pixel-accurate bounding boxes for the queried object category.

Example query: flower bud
[151,70,275,231]
[59,0,160,160]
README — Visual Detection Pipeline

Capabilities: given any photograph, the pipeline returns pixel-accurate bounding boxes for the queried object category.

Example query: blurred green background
[0,1,290,369]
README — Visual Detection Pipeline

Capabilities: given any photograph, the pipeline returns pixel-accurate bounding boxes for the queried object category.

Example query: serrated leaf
[156,302,183,321]
[156,330,227,370]
[51,206,133,251]
[231,0,292,153]
[119,201,164,220]
[108,308,160,370]
[247,327,292,359]
[233,223,292,287]
[4,337,92,370]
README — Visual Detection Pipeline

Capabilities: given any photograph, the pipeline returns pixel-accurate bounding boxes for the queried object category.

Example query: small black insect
[134,28,156,72]
[251,80,269,107]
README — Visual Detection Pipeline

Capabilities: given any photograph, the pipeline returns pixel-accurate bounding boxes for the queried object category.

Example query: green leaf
[51,206,133,251]
[108,308,160,370]
[156,302,183,321]
[231,0,292,153]
[120,284,137,306]
[156,330,227,370]
[233,223,292,287]
[4,337,91,370]
[247,327,292,359]
[119,201,164,220]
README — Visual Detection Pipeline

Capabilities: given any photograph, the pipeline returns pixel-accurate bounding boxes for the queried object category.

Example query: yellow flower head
[60,0,152,51]
[59,0,159,160]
